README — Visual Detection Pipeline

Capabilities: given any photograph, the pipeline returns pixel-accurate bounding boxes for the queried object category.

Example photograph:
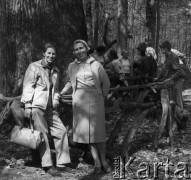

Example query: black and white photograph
[0,0,191,179]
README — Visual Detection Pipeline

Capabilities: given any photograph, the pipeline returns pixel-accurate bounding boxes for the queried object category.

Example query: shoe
[102,164,112,173]
[57,166,73,173]
[93,167,102,175]
[45,166,62,177]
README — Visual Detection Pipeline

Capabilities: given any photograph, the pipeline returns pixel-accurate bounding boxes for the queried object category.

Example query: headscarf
[145,47,157,60]
[73,39,90,51]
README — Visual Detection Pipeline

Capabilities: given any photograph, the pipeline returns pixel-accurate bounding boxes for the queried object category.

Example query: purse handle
[29,113,35,133]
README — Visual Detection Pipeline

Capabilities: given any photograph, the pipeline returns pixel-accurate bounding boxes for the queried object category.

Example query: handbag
[11,116,44,150]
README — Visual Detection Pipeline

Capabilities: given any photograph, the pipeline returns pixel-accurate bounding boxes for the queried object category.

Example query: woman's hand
[53,99,60,110]
[25,108,32,119]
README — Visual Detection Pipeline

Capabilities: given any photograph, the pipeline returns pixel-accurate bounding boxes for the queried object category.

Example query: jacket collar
[74,56,95,64]
[34,59,59,72]
[41,58,52,69]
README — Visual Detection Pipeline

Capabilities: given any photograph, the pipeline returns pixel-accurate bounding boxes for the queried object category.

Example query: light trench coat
[62,57,110,97]
[61,57,111,143]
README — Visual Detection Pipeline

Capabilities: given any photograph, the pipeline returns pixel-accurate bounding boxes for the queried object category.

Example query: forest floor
[1,77,191,180]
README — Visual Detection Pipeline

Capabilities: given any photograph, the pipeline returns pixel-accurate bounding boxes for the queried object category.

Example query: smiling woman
[20,42,71,177]
[61,39,111,174]
[73,40,89,61]
[43,44,56,64]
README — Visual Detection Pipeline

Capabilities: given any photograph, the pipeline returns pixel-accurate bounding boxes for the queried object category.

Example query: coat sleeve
[169,55,184,80]
[60,65,72,95]
[60,81,72,95]
[21,63,38,107]
[97,62,111,97]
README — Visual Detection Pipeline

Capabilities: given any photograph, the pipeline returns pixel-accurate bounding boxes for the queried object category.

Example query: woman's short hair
[42,43,56,53]
[146,47,157,60]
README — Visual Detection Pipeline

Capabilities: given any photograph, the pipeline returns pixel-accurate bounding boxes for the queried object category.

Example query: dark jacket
[133,56,157,83]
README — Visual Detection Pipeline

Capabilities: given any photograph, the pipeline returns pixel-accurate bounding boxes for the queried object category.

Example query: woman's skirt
[72,88,106,143]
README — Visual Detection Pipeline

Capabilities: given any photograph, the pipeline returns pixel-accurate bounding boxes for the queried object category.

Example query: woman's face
[73,42,88,61]
[44,47,56,64]
[123,52,128,59]
[160,47,167,55]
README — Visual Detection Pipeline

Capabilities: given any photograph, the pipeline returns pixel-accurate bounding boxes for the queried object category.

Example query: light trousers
[32,107,70,167]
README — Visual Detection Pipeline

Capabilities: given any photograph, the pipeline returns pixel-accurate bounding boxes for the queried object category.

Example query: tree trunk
[117,0,128,54]
[109,81,174,92]
[83,0,93,46]
[93,0,99,48]
[0,0,6,94]
[155,0,160,59]
[146,0,156,47]
[0,0,88,96]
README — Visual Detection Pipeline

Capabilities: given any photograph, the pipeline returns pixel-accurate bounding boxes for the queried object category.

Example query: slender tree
[83,0,93,46]
[146,0,156,47]
[0,1,5,94]
[93,0,99,48]
[155,0,160,59]
[117,0,128,54]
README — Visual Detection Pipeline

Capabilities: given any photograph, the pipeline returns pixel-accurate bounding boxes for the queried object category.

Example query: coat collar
[37,59,59,72]
[41,58,53,69]
[74,56,95,64]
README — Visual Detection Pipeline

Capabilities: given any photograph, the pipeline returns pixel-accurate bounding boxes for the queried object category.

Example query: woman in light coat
[61,39,111,174]
[21,43,70,177]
